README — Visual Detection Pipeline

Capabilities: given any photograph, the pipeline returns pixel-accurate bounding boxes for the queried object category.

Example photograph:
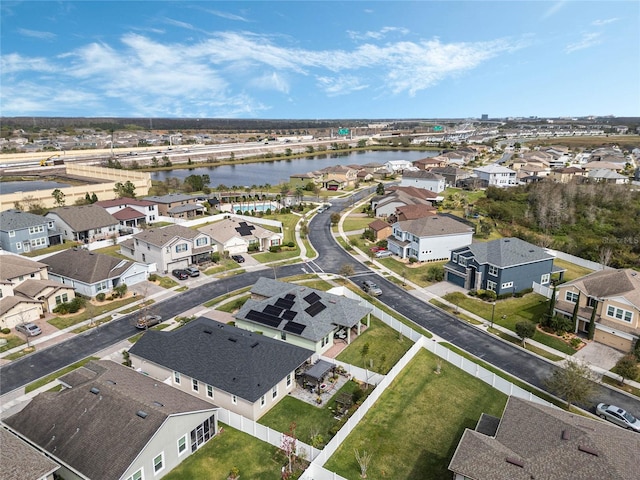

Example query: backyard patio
[290,360,351,408]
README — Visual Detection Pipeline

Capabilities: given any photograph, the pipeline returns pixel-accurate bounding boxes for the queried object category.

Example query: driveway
[423,281,467,297]
[574,341,624,371]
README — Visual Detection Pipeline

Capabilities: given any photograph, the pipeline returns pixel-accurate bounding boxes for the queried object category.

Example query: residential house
[519,164,550,178]
[4,360,218,480]
[46,205,119,243]
[289,172,321,189]
[0,210,62,254]
[387,215,473,262]
[44,248,150,298]
[588,169,629,184]
[520,150,554,168]
[356,169,373,183]
[384,160,414,173]
[94,198,159,227]
[367,219,392,242]
[473,164,517,187]
[440,151,471,165]
[448,396,638,480]
[400,170,446,193]
[235,278,372,354]
[129,318,312,421]
[120,224,213,273]
[428,166,472,188]
[583,161,624,172]
[198,217,282,255]
[549,167,587,183]
[444,238,560,295]
[0,253,49,286]
[554,269,640,352]
[372,186,440,218]
[360,162,386,175]
[320,165,358,190]
[393,204,437,222]
[142,193,206,219]
[12,279,76,315]
[0,427,60,480]
[413,156,449,170]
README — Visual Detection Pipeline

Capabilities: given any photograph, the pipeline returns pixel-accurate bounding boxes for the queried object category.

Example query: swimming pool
[230,202,281,213]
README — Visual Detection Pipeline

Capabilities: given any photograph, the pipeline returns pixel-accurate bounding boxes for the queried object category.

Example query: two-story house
[553,269,640,352]
[472,164,517,187]
[413,156,449,170]
[320,165,358,190]
[45,204,119,243]
[120,224,213,273]
[371,186,439,218]
[95,197,159,228]
[0,210,63,254]
[142,193,206,219]
[444,238,559,295]
[387,215,473,262]
[400,170,446,193]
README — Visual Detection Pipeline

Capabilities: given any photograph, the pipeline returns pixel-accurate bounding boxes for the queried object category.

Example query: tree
[570,291,580,331]
[280,422,297,476]
[544,284,558,327]
[330,212,340,226]
[515,321,536,346]
[360,342,370,368]
[52,188,66,207]
[91,192,98,203]
[339,264,355,277]
[425,265,444,282]
[587,301,597,340]
[114,181,136,198]
[354,449,373,478]
[545,358,597,409]
[613,354,638,386]
[376,182,385,195]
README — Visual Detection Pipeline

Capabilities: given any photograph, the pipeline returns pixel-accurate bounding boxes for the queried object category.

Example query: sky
[1,1,639,119]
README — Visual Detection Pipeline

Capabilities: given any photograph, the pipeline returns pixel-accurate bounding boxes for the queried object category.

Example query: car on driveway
[370,246,386,253]
[185,266,200,277]
[362,280,382,296]
[231,255,245,263]
[596,403,640,432]
[172,269,189,280]
[16,322,42,337]
[135,314,162,329]
[374,250,393,258]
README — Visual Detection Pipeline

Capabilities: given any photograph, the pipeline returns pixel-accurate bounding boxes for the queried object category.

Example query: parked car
[362,280,382,296]
[172,269,189,280]
[375,250,393,258]
[135,314,162,330]
[370,246,386,253]
[231,255,245,263]
[15,322,42,337]
[185,266,200,277]
[596,403,640,432]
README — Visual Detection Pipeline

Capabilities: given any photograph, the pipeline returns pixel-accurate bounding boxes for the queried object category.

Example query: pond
[0,180,71,194]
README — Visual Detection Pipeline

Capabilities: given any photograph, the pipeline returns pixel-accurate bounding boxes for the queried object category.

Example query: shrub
[248,243,259,252]
[269,245,282,253]
[113,284,127,298]
[549,315,574,335]
[570,338,583,349]
[148,273,158,282]
[287,241,295,248]
[211,252,221,263]
[408,256,418,264]
[496,293,512,300]
[477,289,497,301]
[1,328,10,335]
[68,297,85,314]
[96,293,106,302]
[352,387,365,404]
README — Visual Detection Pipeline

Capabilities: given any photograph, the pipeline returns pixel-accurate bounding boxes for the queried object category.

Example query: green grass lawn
[204,259,240,275]
[93,244,132,260]
[336,317,413,374]
[127,323,171,343]
[253,246,300,263]
[552,258,594,282]
[324,349,507,480]
[342,215,374,232]
[163,424,299,480]
[0,334,26,353]
[296,279,334,291]
[25,356,100,393]
[22,241,77,257]
[376,258,447,288]
[215,294,251,313]
[157,276,179,288]
[48,297,139,329]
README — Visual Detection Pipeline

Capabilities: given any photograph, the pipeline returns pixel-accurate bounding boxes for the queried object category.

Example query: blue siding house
[444,237,560,295]
[0,210,63,254]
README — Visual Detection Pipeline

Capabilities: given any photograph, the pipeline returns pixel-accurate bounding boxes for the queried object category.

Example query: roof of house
[561,269,640,309]
[395,204,437,221]
[12,279,71,298]
[368,219,392,232]
[0,428,60,480]
[110,206,146,221]
[46,204,118,231]
[448,396,640,480]
[236,278,372,342]
[553,167,585,174]
[0,295,42,317]
[199,218,280,244]
[414,156,449,165]
[129,318,313,402]
[473,164,516,174]
[455,238,553,267]
[131,224,199,247]
[402,170,445,180]
[588,169,628,180]
[4,360,216,480]
[167,203,205,214]
[44,248,134,284]
[395,215,473,238]
[386,186,438,200]
[94,198,156,208]
[0,210,49,232]
[143,193,198,204]
[0,254,47,282]
[583,161,622,171]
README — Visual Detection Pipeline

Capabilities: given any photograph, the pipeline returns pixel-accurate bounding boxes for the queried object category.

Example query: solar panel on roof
[235,222,256,236]
[283,321,306,335]
[246,310,282,328]
[284,293,295,301]
[282,309,297,320]
[303,292,321,305]
[275,297,295,310]
[264,304,284,316]
[305,301,326,317]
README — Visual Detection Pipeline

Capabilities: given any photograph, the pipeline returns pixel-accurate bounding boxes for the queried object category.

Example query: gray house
[444,238,560,295]
[4,360,218,480]
[129,318,313,421]
[0,210,62,254]
[400,170,446,193]
[46,205,119,243]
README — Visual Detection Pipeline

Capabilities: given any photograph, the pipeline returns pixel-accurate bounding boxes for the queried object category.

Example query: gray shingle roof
[457,238,553,267]
[4,360,216,480]
[129,318,313,403]
[47,204,118,231]
[0,428,60,480]
[12,279,70,298]
[198,218,279,244]
[562,268,640,310]
[0,209,49,232]
[44,248,133,284]
[402,170,445,180]
[395,215,473,237]
[143,193,197,204]
[449,396,640,480]
[130,224,198,247]
[0,254,47,282]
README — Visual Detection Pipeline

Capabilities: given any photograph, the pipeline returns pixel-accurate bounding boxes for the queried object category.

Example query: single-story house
[444,237,562,295]
[413,156,449,170]
[449,396,638,480]
[4,360,218,480]
[0,428,60,480]
[46,205,119,243]
[0,209,62,254]
[588,169,629,184]
[367,219,392,242]
[129,318,313,421]
[372,186,440,218]
[393,204,437,222]
[234,278,372,354]
[198,218,283,255]
[554,268,640,352]
[142,193,206,219]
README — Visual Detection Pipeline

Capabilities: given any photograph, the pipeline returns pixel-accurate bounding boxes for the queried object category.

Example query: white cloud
[347,26,409,41]
[202,8,249,22]
[1,53,56,74]
[592,18,618,26]
[17,28,57,40]
[249,72,290,94]
[565,32,601,53]
[316,75,368,96]
[541,1,566,19]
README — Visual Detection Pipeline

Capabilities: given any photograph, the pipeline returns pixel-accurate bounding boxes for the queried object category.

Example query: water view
[0,180,71,195]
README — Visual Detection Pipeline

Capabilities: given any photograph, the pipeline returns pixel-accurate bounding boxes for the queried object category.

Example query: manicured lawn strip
[22,241,77,257]
[336,317,413,374]
[324,349,507,480]
[204,259,240,275]
[48,297,138,329]
[203,287,252,308]
[301,237,317,258]
[253,247,300,263]
[601,375,640,397]
[119,300,155,314]
[376,258,448,288]
[4,349,34,360]
[259,380,362,447]
[25,356,100,393]
[93,244,132,260]
[429,299,481,324]
[157,276,179,288]
[127,323,171,343]
[552,258,594,282]
[342,216,374,233]
[163,423,298,480]
[215,295,251,313]
[175,286,188,292]
[0,335,26,353]
[296,279,334,291]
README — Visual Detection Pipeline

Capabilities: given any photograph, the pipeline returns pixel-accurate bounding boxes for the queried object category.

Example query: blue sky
[1,1,638,119]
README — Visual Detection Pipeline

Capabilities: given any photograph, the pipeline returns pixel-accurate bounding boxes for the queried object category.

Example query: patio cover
[304,360,334,382]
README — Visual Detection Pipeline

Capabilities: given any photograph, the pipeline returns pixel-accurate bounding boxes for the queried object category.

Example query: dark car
[231,255,245,263]
[135,314,162,329]
[172,269,189,280]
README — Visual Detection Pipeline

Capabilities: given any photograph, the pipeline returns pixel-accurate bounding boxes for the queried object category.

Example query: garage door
[446,271,466,288]
[121,271,146,286]
[594,330,632,352]
[226,245,247,255]
[5,307,41,329]
[168,260,189,271]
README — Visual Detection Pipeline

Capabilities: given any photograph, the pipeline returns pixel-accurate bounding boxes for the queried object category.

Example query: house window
[488,265,498,276]
[540,273,550,285]
[502,282,514,289]
[271,238,281,246]
[231,395,237,405]
[587,297,598,308]
[176,243,188,253]
[178,435,187,455]
[272,385,278,399]
[8,230,15,237]
[196,237,208,246]
[452,252,458,263]
[153,452,164,474]
[565,291,579,303]
[458,256,467,267]
[126,469,143,480]
[174,371,181,384]
[30,237,46,247]
[16,243,22,250]
[281,331,287,341]
[486,280,496,292]
[261,395,266,407]
[48,221,54,229]
[28,225,45,234]
[192,378,199,392]
[206,384,213,399]
[606,305,633,323]
[286,373,292,388]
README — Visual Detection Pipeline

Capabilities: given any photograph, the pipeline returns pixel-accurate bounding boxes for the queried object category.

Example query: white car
[375,250,393,258]
[16,322,42,337]
[596,403,640,432]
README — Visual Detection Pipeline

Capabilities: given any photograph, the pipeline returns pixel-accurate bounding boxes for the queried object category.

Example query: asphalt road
[2,191,639,418]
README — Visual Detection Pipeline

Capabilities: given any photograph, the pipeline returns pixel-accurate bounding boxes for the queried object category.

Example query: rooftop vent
[506,457,524,468]
[106,380,116,385]
[228,337,237,343]
[152,401,164,407]
[251,342,259,348]
[578,445,598,456]
[561,430,570,441]
[136,410,148,419]
[203,329,212,335]
[90,387,100,395]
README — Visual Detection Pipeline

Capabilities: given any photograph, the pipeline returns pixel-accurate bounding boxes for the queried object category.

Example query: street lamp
[490,301,496,329]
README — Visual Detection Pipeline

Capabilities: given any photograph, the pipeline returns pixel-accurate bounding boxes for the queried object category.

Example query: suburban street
[1,193,639,418]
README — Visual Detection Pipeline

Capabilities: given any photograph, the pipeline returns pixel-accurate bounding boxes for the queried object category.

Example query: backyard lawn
[323,349,507,480]
[376,258,448,288]
[342,215,374,233]
[48,296,138,329]
[551,258,593,282]
[253,213,303,262]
